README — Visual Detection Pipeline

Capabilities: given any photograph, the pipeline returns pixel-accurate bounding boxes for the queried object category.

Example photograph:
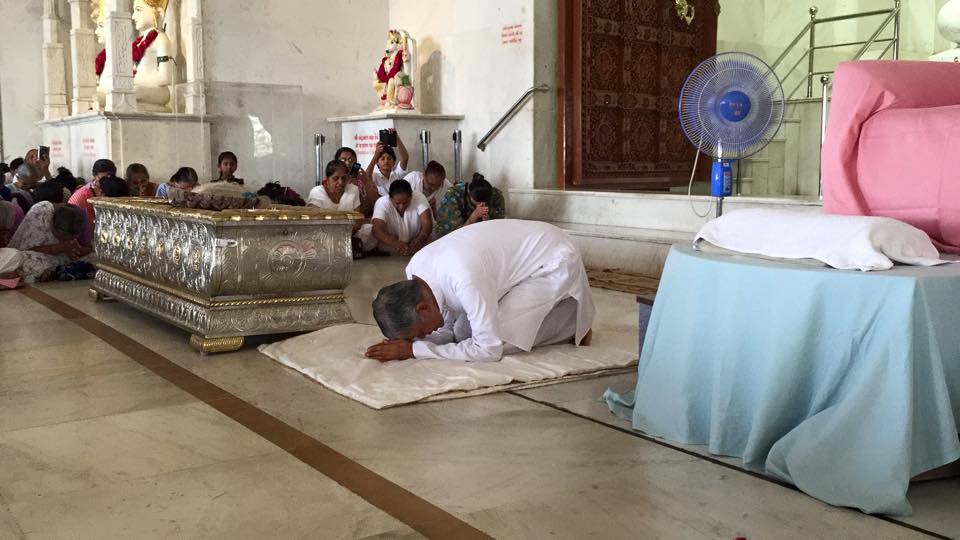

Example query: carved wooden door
[559,0,720,189]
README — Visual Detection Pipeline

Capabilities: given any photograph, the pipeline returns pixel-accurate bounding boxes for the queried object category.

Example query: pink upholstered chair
[822,61,960,253]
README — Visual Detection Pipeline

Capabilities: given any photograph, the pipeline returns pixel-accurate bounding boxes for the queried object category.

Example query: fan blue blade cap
[717,90,751,122]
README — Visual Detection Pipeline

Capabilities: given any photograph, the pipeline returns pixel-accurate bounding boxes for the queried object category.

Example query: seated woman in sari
[307,160,376,258]
[434,173,505,238]
[6,201,92,283]
[335,146,378,219]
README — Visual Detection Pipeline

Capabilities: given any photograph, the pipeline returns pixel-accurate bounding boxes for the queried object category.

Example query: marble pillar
[101,0,138,112]
[42,0,69,119]
[68,0,97,114]
[181,0,206,115]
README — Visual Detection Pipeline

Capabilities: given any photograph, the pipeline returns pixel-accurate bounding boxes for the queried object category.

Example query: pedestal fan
[679,52,784,216]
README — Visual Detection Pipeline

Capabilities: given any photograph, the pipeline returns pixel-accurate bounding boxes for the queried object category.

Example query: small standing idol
[373,29,416,110]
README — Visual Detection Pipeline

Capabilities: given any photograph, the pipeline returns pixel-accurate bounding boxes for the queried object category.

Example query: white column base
[104,91,138,113]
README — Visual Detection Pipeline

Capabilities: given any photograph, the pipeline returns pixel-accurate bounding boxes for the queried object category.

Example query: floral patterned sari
[7,202,72,283]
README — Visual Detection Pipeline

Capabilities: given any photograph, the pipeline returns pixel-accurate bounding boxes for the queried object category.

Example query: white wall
[0,0,45,162]
[202,0,388,189]
[388,0,540,191]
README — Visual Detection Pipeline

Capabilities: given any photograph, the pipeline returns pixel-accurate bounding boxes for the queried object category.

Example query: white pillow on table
[693,209,947,271]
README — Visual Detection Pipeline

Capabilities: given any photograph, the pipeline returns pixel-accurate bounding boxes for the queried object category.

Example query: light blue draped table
[603,246,960,515]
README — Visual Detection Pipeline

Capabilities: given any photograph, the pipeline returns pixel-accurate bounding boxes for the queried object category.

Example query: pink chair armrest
[821,61,960,216]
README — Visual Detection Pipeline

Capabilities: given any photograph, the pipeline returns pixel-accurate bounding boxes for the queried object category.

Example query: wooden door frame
[555,0,580,189]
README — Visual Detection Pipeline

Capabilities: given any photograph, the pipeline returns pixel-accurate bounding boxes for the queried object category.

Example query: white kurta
[371,163,407,197]
[372,191,431,243]
[406,219,596,362]
[403,171,452,205]
[306,184,376,250]
[306,183,361,211]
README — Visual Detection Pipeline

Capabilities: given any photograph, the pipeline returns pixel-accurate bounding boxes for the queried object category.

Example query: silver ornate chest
[90,198,360,353]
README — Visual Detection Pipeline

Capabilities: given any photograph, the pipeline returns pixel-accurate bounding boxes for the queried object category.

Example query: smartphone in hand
[38,145,50,162]
[378,129,397,148]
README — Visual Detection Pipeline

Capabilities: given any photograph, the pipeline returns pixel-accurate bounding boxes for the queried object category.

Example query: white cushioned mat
[259,323,637,409]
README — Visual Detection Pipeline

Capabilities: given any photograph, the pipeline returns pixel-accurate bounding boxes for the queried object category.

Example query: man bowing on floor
[366,219,595,362]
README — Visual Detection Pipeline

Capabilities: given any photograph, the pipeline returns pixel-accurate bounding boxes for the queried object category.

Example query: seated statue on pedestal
[131,0,175,111]
[373,29,416,111]
[92,0,176,112]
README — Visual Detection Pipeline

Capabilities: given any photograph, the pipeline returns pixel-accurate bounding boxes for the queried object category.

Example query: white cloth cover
[192,182,249,197]
[694,209,947,272]
[372,190,430,243]
[407,219,595,362]
[0,248,22,273]
[355,223,377,252]
[258,323,635,409]
[306,183,361,211]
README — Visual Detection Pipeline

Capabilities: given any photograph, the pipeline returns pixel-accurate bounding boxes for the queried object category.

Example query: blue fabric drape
[604,246,960,515]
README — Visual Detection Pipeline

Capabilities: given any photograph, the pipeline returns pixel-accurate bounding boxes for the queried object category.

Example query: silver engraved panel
[94,206,354,298]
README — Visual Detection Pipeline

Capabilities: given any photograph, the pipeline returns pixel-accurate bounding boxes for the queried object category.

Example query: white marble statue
[93,3,107,100]
[931,0,960,62]
[92,0,178,111]
[131,0,175,111]
[373,29,416,111]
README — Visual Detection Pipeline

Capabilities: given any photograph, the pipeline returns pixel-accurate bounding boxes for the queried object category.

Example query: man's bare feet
[579,328,593,346]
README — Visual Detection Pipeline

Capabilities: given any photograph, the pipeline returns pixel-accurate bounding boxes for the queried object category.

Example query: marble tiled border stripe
[16,286,492,540]
[507,392,951,540]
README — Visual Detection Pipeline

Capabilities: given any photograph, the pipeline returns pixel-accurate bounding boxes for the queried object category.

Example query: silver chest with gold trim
[90,198,361,353]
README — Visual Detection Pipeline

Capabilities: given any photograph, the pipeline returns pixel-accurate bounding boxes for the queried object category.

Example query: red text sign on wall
[353,133,379,155]
[501,23,523,45]
[82,137,97,158]
[50,139,65,158]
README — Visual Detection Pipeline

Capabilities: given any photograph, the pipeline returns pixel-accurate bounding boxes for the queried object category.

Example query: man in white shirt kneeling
[365,219,595,363]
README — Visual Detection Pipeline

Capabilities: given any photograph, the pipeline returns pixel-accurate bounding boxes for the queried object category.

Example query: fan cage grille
[679,52,785,160]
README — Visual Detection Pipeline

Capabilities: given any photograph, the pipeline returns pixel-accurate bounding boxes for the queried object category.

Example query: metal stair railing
[477,84,549,151]
[771,1,901,101]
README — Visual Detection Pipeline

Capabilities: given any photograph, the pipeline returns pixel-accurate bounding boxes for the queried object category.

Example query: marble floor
[2,258,958,539]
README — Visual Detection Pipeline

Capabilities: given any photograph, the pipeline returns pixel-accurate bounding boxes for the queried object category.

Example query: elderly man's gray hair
[372,280,423,340]
[15,162,38,181]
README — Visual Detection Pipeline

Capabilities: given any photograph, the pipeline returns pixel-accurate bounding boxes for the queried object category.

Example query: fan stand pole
[735,159,742,196]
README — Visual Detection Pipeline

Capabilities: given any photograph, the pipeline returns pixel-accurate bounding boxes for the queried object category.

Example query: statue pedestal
[37,111,212,181]
[328,112,464,175]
